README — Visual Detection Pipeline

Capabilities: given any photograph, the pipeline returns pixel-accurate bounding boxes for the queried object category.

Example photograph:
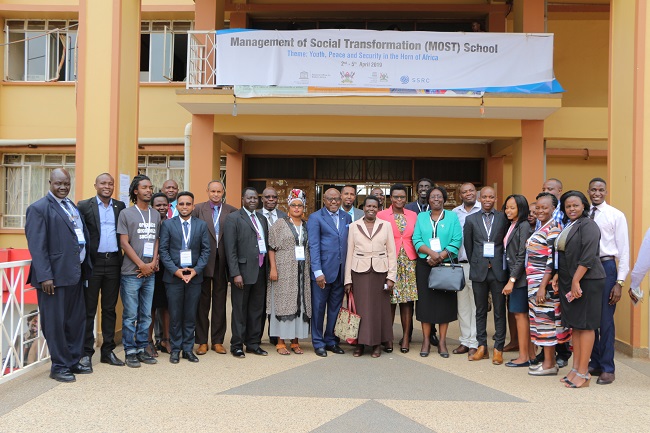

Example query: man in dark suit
[159,191,211,364]
[463,186,508,364]
[192,180,238,355]
[307,188,352,357]
[341,185,364,222]
[77,173,126,368]
[25,168,92,382]
[223,187,270,358]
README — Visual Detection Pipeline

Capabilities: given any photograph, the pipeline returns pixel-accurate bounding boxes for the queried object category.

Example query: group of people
[24,170,643,389]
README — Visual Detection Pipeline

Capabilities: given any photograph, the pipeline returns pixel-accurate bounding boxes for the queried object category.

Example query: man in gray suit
[223,187,269,358]
[463,186,508,365]
[341,185,364,222]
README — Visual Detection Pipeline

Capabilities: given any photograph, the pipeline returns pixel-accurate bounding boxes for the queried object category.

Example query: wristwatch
[509,277,516,283]
[617,280,625,287]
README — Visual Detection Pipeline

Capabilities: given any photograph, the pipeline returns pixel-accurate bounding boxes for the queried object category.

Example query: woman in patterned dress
[526,192,570,376]
[377,184,418,353]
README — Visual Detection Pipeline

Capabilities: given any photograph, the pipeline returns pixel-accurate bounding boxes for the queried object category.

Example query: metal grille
[186,31,218,89]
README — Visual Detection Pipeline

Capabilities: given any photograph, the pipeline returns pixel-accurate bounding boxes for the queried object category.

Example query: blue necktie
[331,212,338,231]
[213,206,220,238]
[182,221,189,249]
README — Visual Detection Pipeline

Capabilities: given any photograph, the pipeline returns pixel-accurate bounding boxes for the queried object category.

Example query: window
[5,20,77,82]
[140,21,192,82]
[137,155,185,192]
[1,154,76,228]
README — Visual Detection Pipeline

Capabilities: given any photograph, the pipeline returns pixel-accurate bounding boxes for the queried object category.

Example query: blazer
[412,210,463,260]
[306,207,352,282]
[405,201,428,214]
[377,206,418,260]
[223,208,270,285]
[158,216,211,284]
[504,221,533,288]
[344,219,397,285]
[350,207,364,222]
[77,196,126,261]
[25,194,91,288]
[191,201,238,278]
[557,216,606,280]
[262,208,288,223]
[463,210,509,282]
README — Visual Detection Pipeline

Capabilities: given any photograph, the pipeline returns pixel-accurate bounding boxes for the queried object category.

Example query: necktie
[182,221,189,249]
[213,206,220,238]
[250,214,265,267]
[267,211,275,226]
[331,212,339,230]
[167,205,173,219]
[590,207,597,219]
[483,212,492,234]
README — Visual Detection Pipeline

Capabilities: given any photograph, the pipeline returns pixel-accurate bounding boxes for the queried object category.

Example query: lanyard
[250,212,262,240]
[417,202,429,213]
[136,207,153,240]
[213,205,222,227]
[429,210,444,238]
[181,220,191,248]
[295,222,303,246]
[482,213,494,241]
[59,200,79,227]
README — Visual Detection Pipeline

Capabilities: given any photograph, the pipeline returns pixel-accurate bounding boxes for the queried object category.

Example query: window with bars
[137,155,185,193]
[5,20,78,82]
[1,154,76,228]
[140,21,192,82]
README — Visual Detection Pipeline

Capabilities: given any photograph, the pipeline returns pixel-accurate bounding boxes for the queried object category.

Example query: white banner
[216,29,556,91]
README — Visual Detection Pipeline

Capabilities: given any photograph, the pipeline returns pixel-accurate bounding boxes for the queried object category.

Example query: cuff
[314,270,324,278]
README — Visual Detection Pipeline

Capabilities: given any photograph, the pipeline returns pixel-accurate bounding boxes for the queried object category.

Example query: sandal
[159,338,171,354]
[290,343,303,354]
[276,343,290,355]
[561,368,578,384]
[372,345,382,358]
[145,341,158,358]
[565,372,591,388]
[353,345,365,357]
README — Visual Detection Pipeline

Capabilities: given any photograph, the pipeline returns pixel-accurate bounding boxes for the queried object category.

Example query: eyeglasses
[391,195,407,200]
[289,203,304,208]
[430,195,444,200]
[324,197,341,202]
[263,195,278,199]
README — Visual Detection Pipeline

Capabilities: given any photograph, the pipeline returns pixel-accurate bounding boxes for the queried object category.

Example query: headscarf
[287,188,306,206]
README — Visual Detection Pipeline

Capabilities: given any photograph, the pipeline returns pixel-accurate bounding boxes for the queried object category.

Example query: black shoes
[71,362,93,375]
[125,354,141,368]
[325,344,345,354]
[50,370,76,383]
[136,351,157,365]
[246,347,269,356]
[315,347,328,357]
[170,352,180,364]
[100,352,125,367]
[232,349,246,358]
[182,351,200,362]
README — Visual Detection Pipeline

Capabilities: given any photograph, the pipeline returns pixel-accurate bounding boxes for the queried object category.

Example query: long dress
[391,213,418,304]
[267,218,311,340]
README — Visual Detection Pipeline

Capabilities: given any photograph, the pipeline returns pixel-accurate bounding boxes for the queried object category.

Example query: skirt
[415,258,458,324]
[351,270,393,346]
[508,286,528,313]
[268,283,310,340]
[558,275,603,331]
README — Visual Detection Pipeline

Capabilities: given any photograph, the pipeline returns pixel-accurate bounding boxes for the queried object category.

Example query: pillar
[225,150,243,205]
[513,0,545,33]
[486,156,504,200]
[512,121,545,202]
[76,0,141,200]
[609,0,649,356]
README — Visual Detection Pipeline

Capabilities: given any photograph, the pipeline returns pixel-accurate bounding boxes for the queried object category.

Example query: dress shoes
[467,348,477,359]
[183,351,200,362]
[231,349,246,358]
[314,347,328,357]
[453,345,469,355]
[169,352,180,364]
[469,346,489,361]
[50,370,75,383]
[71,362,93,375]
[100,352,125,366]
[588,367,603,376]
[246,347,268,356]
[125,354,141,368]
[597,372,615,385]
[78,355,92,369]
[505,360,530,368]
[528,365,559,376]
[212,344,227,354]
[196,344,208,355]
[325,344,345,355]
[492,349,503,365]
[136,351,158,365]
[556,358,569,368]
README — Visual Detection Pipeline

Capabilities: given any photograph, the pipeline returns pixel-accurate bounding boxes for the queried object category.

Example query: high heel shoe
[382,341,393,353]
[565,372,591,388]
[420,345,431,357]
[438,345,449,358]
[561,368,578,384]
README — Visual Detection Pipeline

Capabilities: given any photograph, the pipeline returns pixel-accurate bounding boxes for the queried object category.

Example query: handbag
[428,260,466,292]
[334,292,361,345]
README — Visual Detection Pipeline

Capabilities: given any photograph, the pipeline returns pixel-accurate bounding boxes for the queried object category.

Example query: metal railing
[1,259,49,383]
[186,31,219,89]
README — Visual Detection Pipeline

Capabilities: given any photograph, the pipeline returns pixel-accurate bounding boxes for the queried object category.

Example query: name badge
[295,246,305,261]
[258,238,267,254]
[429,238,442,253]
[143,241,154,258]
[180,249,192,267]
[483,242,495,258]
[74,228,86,245]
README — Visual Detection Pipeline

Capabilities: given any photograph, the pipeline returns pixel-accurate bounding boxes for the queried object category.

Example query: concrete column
[76,0,141,201]
[225,150,243,204]
[486,156,504,200]
[230,12,249,29]
[514,0,545,33]
[512,121,545,201]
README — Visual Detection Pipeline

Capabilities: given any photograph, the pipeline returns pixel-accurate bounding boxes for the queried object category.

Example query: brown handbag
[334,292,361,345]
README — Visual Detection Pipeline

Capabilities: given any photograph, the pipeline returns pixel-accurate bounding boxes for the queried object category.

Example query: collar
[170,199,177,208]
[179,216,192,224]
[209,201,222,211]
[482,209,494,216]
[96,196,113,208]
[244,208,256,218]
[48,191,66,204]
[592,201,607,210]
[457,201,481,213]
[328,210,339,217]
[264,208,277,216]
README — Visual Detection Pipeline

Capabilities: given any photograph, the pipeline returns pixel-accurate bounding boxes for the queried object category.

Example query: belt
[600,256,615,262]
[97,251,120,259]
[458,260,469,263]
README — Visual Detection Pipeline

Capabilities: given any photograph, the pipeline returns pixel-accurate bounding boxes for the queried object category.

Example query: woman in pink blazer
[377,183,419,353]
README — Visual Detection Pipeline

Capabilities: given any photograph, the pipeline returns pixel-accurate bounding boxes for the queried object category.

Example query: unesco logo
[400,75,409,84]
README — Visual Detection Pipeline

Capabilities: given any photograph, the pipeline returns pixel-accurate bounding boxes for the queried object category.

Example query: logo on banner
[380,73,389,82]
[299,71,308,80]
[400,75,410,84]
[340,71,355,84]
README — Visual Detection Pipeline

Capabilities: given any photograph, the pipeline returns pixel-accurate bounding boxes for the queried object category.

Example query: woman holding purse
[412,186,463,358]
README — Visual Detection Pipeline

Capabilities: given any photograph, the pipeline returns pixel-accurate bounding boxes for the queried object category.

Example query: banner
[216,29,561,93]
[233,85,484,98]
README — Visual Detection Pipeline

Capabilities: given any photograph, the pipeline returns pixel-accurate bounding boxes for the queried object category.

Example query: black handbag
[427,260,466,292]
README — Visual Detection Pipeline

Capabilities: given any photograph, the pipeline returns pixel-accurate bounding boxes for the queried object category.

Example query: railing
[186,31,219,89]
[1,259,49,383]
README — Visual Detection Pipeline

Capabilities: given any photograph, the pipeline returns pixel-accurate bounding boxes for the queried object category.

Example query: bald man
[463,186,509,364]
[162,179,179,219]
[541,178,565,228]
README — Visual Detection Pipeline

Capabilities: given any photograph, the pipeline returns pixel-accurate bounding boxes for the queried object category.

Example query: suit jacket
[405,201,428,214]
[25,194,91,288]
[377,206,418,260]
[504,221,533,288]
[191,201,238,278]
[77,196,126,262]
[223,208,270,285]
[344,219,397,285]
[558,217,606,280]
[412,210,463,260]
[306,207,352,282]
[349,207,364,222]
[463,210,509,282]
[159,216,211,284]
[262,208,288,225]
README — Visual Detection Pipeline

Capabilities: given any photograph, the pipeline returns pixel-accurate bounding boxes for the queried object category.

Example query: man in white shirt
[587,177,630,385]
[452,182,481,358]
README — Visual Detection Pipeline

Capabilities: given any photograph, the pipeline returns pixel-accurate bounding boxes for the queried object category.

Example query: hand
[427,251,441,266]
[609,282,622,305]
[316,275,326,289]
[182,268,197,284]
[385,280,394,290]
[536,287,546,304]
[629,288,640,304]
[234,275,244,289]
[551,275,559,293]
[138,262,155,277]
[344,284,352,293]
[174,269,186,280]
[502,281,513,296]
[269,268,278,282]
[571,281,583,300]
[41,279,55,295]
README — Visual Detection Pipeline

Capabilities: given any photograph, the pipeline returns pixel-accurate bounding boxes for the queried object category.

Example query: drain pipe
[184,122,192,190]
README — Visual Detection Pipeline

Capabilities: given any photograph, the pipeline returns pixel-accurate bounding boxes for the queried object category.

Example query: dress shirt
[48,191,86,263]
[452,201,481,261]
[630,228,650,298]
[168,199,178,218]
[263,209,278,226]
[592,201,630,281]
[344,207,355,221]
[244,208,265,241]
[96,196,118,253]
